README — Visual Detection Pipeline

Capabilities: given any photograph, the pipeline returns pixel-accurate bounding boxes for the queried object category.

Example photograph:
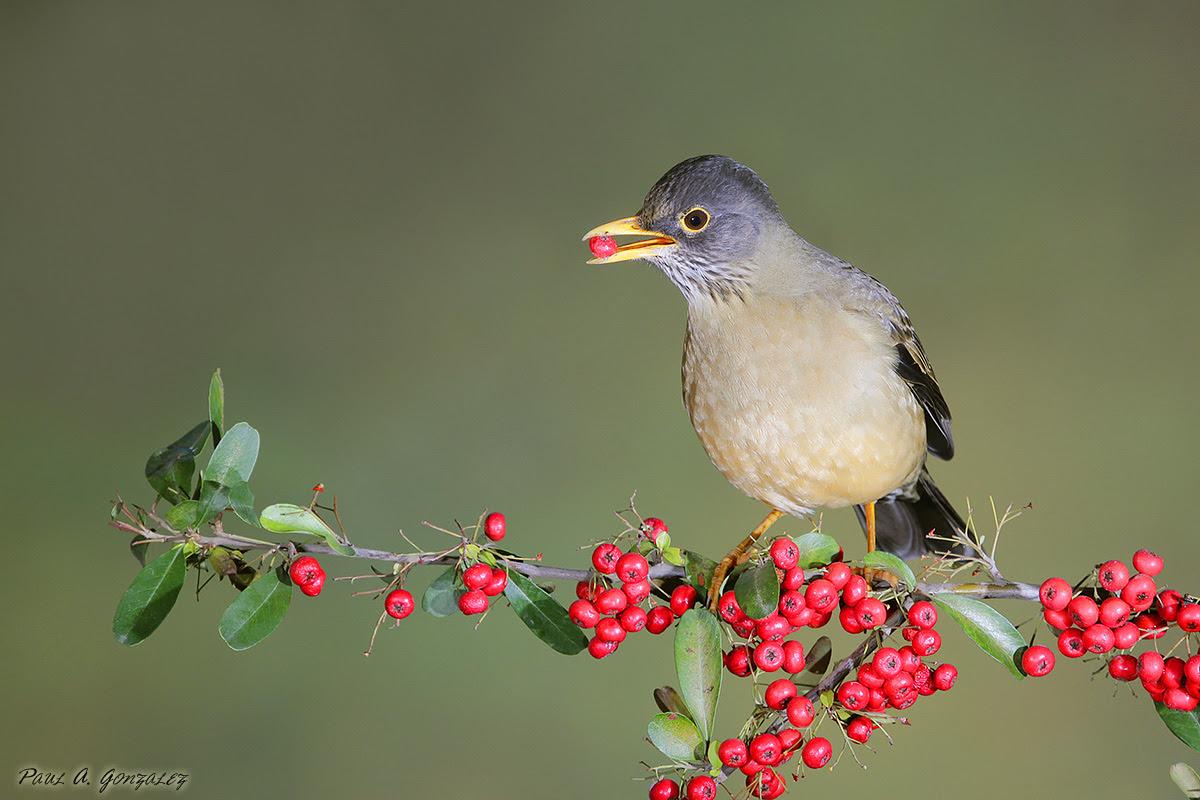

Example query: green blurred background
[3,2,1199,797]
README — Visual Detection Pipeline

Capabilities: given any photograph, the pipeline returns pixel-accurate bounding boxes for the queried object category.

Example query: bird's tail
[854,468,975,561]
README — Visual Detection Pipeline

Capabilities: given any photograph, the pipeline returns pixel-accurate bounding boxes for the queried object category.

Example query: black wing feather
[894,342,954,460]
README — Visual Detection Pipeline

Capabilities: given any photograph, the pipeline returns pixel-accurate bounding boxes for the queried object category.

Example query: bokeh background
[3,2,1199,798]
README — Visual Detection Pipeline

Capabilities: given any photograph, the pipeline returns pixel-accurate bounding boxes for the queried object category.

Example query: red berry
[1140,651,1166,683]
[591,543,622,574]
[836,680,869,711]
[732,616,757,638]
[595,587,628,615]
[868,688,888,711]
[1165,657,1187,689]
[1108,654,1139,681]
[856,597,888,629]
[785,606,813,628]
[1039,577,1072,611]
[884,672,916,706]
[805,579,838,613]
[483,512,506,541]
[1132,549,1164,577]
[623,579,653,604]
[1097,560,1130,592]
[749,733,783,766]
[825,561,852,590]
[1121,573,1158,612]
[619,605,648,633]
[288,555,324,588]
[901,626,919,641]
[908,600,938,629]
[587,636,618,659]
[778,590,806,616]
[725,645,752,677]
[1042,608,1071,630]
[588,235,619,260]
[458,589,488,615]
[781,566,805,591]
[384,588,414,620]
[782,640,806,673]
[482,567,508,597]
[595,617,627,643]
[1067,596,1099,628]
[718,738,749,767]
[770,538,799,570]
[717,591,744,623]
[840,574,868,606]
[646,605,674,634]
[873,647,903,678]
[1057,628,1085,658]
[1021,645,1056,677]
[787,695,815,727]
[649,778,679,800]
[576,581,598,602]
[839,606,864,634]
[858,664,885,689]
[846,715,874,743]
[569,599,600,628]
[298,572,326,597]
[670,584,699,617]
[463,563,492,590]
[801,737,832,769]
[911,628,942,657]
[1135,612,1167,639]
[616,552,650,584]
[1157,589,1184,622]
[765,678,798,710]
[757,614,791,642]
[684,775,717,800]
[640,516,669,541]
[1082,624,1115,654]
[1113,621,1141,648]
[933,663,958,691]
[1098,597,1131,628]
[1165,688,1199,711]
[897,646,922,673]
[754,641,785,672]
[1179,604,1200,633]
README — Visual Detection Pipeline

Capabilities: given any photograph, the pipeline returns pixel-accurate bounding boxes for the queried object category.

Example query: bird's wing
[847,269,955,460]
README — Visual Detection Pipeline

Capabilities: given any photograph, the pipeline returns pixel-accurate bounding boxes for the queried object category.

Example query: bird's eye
[681,207,710,232]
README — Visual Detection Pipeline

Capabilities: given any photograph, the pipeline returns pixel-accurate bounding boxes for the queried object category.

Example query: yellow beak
[581,216,677,264]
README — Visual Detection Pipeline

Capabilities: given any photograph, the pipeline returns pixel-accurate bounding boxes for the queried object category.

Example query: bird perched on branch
[583,155,969,607]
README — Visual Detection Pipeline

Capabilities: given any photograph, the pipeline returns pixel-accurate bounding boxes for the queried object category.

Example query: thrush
[583,155,970,607]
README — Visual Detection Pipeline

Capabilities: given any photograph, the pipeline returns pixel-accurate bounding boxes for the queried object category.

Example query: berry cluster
[573,528,695,659]
[1036,548,1200,709]
[651,538,959,799]
[288,555,327,597]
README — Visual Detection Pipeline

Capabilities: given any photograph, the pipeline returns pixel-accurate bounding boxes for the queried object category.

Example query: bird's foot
[855,565,901,590]
[706,557,736,611]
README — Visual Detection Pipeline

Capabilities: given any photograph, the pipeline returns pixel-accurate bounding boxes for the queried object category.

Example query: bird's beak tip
[581,216,677,264]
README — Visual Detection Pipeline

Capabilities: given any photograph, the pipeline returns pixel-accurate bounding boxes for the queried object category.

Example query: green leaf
[144,421,210,504]
[166,500,201,531]
[227,481,257,527]
[647,713,703,762]
[1170,762,1200,796]
[655,531,671,549]
[863,550,916,590]
[684,551,718,592]
[805,636,833,677]
[421,567,462,617]
[932,593,1025,679]
[196,480,230,526]
[112,545,187,646]
[662,546,685,567]
[203,421,259,485]
[734,561,780,620]
[674,608,722,741]
[706,741,722,776]
[218,566,292,651]
[653,686,689,715]
[128,536,152,566]
[259,503,354,555]
[794,532,840,568]
[1158,703,1200,752]
[503,569,588,655]
[208,369,225,443]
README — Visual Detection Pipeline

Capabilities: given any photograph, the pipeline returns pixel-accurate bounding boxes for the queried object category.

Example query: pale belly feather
[683,294,925,515]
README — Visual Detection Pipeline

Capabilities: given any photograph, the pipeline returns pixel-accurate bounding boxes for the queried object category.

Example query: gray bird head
[583,155,786,300]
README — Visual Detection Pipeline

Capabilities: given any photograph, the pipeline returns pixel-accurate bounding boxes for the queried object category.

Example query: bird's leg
[859,500,899,588]
[864,501,877,553]
[707,509,784,610]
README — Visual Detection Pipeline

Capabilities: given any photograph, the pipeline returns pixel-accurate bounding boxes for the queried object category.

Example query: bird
[582,155,970,607]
